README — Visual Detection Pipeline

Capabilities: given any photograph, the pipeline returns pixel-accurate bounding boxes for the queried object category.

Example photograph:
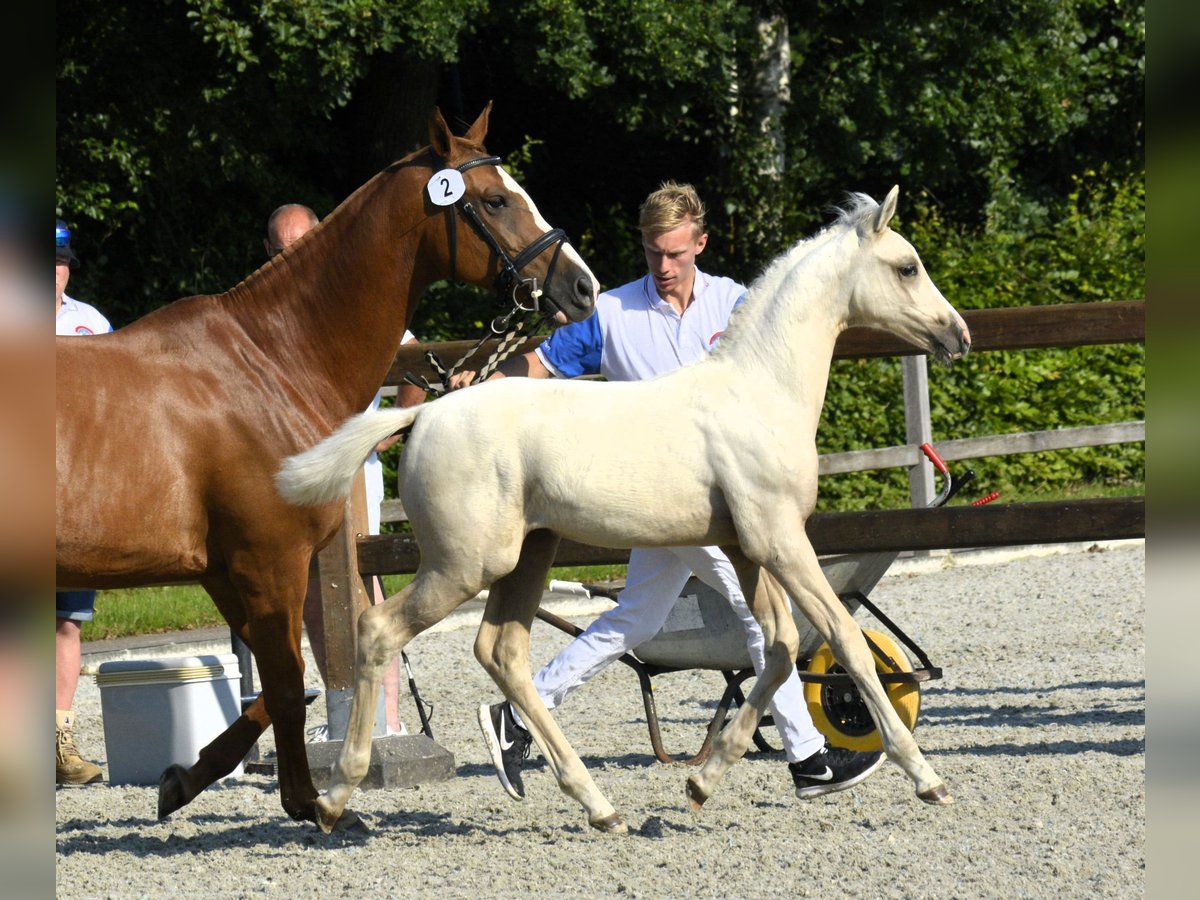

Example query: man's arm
[447,348,553,390]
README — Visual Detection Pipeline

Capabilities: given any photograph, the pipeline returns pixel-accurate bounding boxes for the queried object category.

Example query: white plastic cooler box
[96,653,243,786]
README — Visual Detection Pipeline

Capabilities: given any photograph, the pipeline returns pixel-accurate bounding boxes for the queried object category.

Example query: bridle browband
[406,153,573,396]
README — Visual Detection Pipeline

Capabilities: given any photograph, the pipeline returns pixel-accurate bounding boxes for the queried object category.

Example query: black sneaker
[789,742,884,799]
[478,702,534,800]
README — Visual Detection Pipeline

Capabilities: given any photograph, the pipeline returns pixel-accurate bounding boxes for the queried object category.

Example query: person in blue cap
[55,217,111,784]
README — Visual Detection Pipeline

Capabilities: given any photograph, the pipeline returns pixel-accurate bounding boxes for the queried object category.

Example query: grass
[79,481,1140,642]
[80,563,630,643]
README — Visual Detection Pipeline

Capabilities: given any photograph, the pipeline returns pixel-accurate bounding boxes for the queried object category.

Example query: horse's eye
[484,195,507,211]
[898,264,918,278]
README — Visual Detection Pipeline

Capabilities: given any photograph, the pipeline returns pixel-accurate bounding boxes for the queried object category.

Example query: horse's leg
[315,570,480,832]
[473,530,625,833]
[684,555,801,810]
[232,553,320,823]
[720,536,951,806]
[157,577,273,820]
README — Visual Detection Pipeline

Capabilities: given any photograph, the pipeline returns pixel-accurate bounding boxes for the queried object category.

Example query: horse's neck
[720,230,853,433]
[226,166,433,422]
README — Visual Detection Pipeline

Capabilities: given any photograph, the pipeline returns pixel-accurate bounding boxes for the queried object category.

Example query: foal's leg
[684,555,801,810]
[746,537,950,805]
[157,577,274,820]
[473,530,625,833]
[315,569,480,832]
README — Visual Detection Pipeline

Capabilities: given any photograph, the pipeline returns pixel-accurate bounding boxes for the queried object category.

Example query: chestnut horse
[278,186,970,833]
[55,104,598,826]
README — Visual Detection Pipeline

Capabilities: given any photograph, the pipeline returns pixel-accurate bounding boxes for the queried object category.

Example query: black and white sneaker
[478,702,534,800]
[789,742,884,799]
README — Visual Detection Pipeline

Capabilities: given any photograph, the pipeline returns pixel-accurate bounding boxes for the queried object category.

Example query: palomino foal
[278,186,970,833]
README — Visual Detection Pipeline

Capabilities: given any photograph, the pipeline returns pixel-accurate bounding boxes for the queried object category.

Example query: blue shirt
[536,269,745,382]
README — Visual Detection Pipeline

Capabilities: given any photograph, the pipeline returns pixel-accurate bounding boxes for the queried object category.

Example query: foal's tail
[275,407,421,507]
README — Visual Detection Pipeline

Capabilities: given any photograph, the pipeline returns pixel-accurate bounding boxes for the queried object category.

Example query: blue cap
[56,218,79,268]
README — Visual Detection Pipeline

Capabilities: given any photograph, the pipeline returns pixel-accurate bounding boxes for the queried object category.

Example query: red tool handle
[919,442,949,475]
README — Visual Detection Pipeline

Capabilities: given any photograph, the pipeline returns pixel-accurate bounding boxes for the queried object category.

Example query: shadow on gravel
[55,812,327,856]
[919,677,1145,758]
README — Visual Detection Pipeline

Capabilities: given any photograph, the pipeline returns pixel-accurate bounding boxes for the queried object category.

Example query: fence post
[314,468,386,741]
[902,354,934,508]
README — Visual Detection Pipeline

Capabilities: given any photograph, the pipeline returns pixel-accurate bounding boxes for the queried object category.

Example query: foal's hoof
[588,813,627,834]
[685,776,709,813]
[329,809,370,834]
[918,783,954,805]
[157,764,193,820]
[313,796,349,834]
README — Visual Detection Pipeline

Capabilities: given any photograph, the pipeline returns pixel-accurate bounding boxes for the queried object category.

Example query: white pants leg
[530,547,692,713]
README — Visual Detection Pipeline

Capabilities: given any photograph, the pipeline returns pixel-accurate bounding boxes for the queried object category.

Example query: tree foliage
[57,0,1144,496]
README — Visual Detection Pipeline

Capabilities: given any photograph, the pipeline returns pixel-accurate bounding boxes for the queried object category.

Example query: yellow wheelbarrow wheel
[803,629,921,752]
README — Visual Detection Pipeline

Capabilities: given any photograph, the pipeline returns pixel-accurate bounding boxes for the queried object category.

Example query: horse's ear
[873,185,900,234]
[463,101,493,146]
[429,106,454,159]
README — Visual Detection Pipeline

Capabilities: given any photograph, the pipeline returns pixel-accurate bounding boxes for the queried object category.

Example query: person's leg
[522,547,694,720]
[670,547,825,763]
[55,591,102,784]
[363,455,405,734]
[55,616,81,712]
[482,547,693,799]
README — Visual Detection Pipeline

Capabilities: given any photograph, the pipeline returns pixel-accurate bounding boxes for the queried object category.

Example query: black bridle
[407,154,572,395]
[446,155,570,318]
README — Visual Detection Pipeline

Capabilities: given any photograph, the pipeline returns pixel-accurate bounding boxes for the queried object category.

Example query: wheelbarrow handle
[919,441,949,475]
[919,441,977,507]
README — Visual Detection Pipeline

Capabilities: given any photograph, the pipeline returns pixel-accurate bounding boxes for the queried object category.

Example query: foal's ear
[463,101,493,146]
[873,185,900,234]
[429,106,454,159]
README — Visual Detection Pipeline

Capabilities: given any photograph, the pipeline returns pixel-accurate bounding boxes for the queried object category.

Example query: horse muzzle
[541,264,597,325]
[931,322,971,368]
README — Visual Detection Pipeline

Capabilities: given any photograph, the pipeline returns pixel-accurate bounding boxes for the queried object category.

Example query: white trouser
[526,545,825,763]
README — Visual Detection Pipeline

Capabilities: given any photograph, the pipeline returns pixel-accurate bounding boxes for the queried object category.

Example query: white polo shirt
[56,295,112,337]
[536,269,745,382]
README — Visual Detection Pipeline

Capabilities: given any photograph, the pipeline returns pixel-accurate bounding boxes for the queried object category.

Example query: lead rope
[403,307,549,396]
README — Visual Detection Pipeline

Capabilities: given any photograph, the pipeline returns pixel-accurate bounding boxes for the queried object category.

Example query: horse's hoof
[918,783,954,805]
[589,813,627,834]
[685,776,709,813]
[314,796,344,834]
[330,809,370,834]
[157,764,193,820]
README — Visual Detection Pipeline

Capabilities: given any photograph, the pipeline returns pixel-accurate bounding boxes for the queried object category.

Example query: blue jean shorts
[56,590,96,622]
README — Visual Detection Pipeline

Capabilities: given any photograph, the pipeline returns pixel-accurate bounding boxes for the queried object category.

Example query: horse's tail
[275,406,421,507]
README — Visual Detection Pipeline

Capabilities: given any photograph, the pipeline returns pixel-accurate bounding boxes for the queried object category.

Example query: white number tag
[426,169,465,206]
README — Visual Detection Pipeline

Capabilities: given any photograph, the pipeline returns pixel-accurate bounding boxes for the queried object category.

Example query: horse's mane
[830,192,883,230]
[710,192,881,356]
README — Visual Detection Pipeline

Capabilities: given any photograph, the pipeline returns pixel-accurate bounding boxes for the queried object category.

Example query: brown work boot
[56,710,102,785]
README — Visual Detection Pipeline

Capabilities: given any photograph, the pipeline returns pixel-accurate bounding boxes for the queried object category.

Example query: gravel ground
[56,541,1144,898]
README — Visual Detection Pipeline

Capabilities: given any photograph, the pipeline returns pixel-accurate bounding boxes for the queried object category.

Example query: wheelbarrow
[535,443,990,765]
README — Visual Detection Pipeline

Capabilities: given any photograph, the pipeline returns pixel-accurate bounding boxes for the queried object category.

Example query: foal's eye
[484,195,507,211]
[898,264,918,278]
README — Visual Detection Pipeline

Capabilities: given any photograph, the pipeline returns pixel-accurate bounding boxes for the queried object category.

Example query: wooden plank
[818,421,1145,476]
[358,496,1144,576]
[384,301,1145,385]
[806,496,1144,554]
[314,469,373,688]
[830,300,1145,360]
